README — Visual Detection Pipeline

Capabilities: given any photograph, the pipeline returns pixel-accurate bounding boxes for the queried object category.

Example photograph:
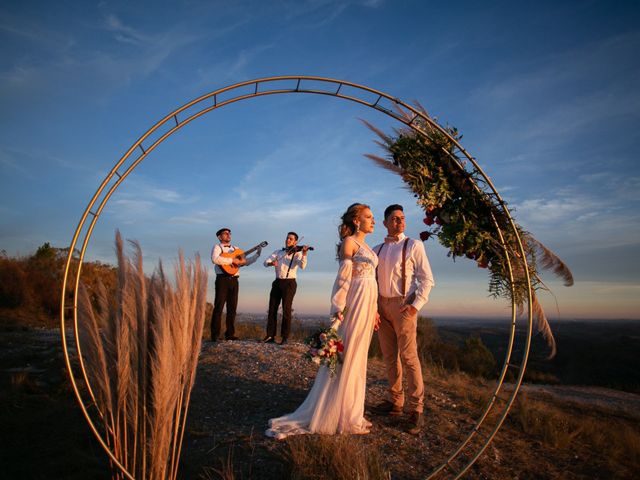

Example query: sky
[1,0,639,320]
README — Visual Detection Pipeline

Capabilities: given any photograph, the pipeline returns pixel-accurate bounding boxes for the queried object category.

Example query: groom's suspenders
[375,238,409,298]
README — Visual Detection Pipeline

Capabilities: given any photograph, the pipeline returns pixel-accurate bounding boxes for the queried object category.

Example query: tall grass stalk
[285,435,390,480]
[78,232,207,480]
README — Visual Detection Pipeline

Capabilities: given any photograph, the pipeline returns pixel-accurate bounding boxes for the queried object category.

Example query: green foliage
[34,242,57,261]
[387,126,539,304]
[458,336,497,378]
[366,111,577,357]
[369,317,497,379]
[25,243,63,316]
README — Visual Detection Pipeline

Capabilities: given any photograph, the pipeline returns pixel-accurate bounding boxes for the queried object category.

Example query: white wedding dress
[266,240,378,439]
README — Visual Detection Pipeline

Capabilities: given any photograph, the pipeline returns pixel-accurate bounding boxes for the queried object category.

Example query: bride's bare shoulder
[340,236,359,259]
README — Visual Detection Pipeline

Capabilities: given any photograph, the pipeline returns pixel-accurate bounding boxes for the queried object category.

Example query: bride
[266,203,379,439]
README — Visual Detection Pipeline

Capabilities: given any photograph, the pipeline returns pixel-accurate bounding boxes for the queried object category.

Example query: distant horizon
[1,2,638,327]
[233,311,640,323]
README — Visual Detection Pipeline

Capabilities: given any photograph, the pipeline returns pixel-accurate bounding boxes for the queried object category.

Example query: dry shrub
[523,369,560,385]
[570,413,640,473]
[435,368,494,416]
[512,393,640,474]
[233,321,266,340]
[202,446,236,480]
[0,258,29,308]
[10,371,41,394]
[201,311,314,343]
[284,435,390,480]
[512,393,579,448]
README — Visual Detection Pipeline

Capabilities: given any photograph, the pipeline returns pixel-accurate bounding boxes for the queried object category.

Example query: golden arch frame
[60,75,533,479]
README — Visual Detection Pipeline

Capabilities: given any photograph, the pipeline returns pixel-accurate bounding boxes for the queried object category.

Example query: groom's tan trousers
[377,296,424,414]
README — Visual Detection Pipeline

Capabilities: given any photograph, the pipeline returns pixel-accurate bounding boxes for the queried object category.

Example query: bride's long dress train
[265,242,378,439]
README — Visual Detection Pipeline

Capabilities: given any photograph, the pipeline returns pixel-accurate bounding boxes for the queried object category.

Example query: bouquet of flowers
[304,327,344,377]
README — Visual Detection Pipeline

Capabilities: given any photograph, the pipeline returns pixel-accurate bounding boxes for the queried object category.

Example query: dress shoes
[225,335,239,341]
[279,338,288,345]
[372,400,403,416]
[262,336,276,343]
[407,411,424,435]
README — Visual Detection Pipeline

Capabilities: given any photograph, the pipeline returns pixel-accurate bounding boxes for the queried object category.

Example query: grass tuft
[284,435,390,480]
[512,392,640,475]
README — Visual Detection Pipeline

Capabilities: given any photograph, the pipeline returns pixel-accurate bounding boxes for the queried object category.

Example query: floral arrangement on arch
[304,327,344,376]
[364,105,574,357]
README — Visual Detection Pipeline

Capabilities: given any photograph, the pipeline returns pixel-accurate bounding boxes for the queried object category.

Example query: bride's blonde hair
[336,203,369,258]
[338,203,370,239]
[334,203,369,258]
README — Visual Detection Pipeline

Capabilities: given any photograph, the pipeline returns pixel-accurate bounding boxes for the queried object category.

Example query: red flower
[423,216,434,226]
[420,231,432,241]
[337,342,344,352]
[435,217,443,225]
[477,259,489,268]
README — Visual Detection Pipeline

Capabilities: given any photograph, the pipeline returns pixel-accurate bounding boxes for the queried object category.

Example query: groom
[373,204,435,435]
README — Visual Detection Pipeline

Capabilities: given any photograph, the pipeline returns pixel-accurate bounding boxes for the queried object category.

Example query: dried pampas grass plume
[78,230,207,480]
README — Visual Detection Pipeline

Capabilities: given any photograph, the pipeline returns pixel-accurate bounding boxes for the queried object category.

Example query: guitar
[219,241,268,276]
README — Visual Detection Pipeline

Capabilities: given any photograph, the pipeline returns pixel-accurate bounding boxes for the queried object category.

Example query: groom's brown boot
[407,412,424,435]
[372,400,402,416]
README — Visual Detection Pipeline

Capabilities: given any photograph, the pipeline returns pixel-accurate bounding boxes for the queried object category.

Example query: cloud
[101,175,199,225]
[110,198,155,216]
[103,13,149,46]
[470,30,640,149]
[0,8,212,103]
[0,12,75,51]
[512,174,640,252]
[118,176,196,203]
[282,0,349,24]
[0,145,92,179]
[192,42,275,91]
[594,283,640,295]
[0,147,33,178]
[360,0,385,7]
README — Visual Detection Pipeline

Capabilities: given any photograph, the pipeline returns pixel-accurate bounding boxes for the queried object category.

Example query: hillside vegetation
[0,243,116,328]
[2,326,639,479]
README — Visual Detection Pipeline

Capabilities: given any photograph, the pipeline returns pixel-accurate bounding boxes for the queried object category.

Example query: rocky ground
[2,328,639,479]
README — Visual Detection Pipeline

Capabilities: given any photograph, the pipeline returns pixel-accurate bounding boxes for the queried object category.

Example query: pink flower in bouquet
[304,326,345,376]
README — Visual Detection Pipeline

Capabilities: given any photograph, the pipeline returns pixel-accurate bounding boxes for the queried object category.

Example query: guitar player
[210,227,262,341]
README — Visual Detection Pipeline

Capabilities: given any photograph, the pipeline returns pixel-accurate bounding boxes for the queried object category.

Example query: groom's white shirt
[374,233,435,311]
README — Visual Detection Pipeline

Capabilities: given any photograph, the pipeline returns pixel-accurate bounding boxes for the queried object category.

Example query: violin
[286,245,314,254]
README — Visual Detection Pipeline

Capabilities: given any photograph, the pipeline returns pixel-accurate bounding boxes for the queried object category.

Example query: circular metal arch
[60,76,534,479]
